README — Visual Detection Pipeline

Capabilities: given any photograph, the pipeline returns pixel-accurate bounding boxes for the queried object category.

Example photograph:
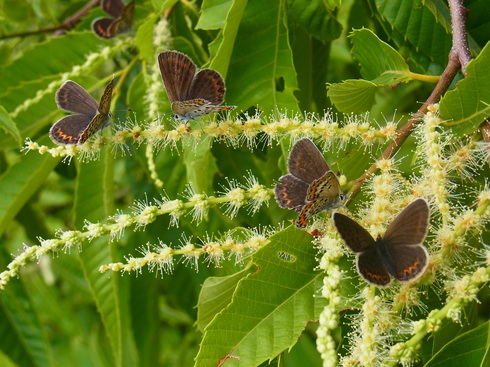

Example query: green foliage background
[0,0,489,366]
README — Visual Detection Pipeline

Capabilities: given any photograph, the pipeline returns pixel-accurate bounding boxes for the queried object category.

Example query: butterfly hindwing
[188,69,225,105]
[383,243,429,282]
[92,18,116,39]
[275,174,310,212]
[357,247,392,287]
[50,114,93,144]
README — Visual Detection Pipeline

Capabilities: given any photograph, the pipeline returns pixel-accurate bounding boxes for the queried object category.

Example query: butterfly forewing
[275,174,310,212]
[333,213,375,253]
[383,198,430,247]
[97,77,114,115]
[188,69,225,105]
[158,51,197,103]
[102,0,124,18]
[306,171,341,202]
[288,138,329,183]
[56,81,99,116]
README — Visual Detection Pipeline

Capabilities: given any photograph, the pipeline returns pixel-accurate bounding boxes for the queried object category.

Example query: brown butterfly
[92,0,135,39]
[49,78,113,144]
[333,198,430,287]
[158,51,236,120]
[275,138,344,228]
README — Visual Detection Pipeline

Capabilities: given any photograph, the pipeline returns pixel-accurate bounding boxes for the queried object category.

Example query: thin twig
[349,54,461,197]
[449,0,472,75]
[0,0,100,40]
[348,1,473,198]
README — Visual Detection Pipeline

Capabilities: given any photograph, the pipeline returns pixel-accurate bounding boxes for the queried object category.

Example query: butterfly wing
[92,17,115,38]
[332,213,375,253]
[110,0,134,35]
[101,0,124,18]
[158,51,197,103]
[306,171,341,202]
[333,213,391,286]
[56,81,99,116]
[288,138,329,183]
[97,78,114,116]
[384,243,429,283]
[383,198,430,247]
[382,198,430,282]
[79,113,110,143]
[295,201,319,228]
[356,246,392,287]
[50,114,93,144]
[188,69,225,105]
[294,172,342,228]
[275,174,309,212]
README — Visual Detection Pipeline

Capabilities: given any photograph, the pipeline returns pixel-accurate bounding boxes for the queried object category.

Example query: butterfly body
[158,51,236,120]
[275,138,344,228]
[333,198,430,287]
[49,78,113,145]
[171,99,236,120]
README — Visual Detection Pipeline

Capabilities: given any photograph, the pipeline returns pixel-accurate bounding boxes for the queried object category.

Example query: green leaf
[0,271,53,367]
[425,320,489,367]
[74,149,138,367]
[350,28,410,81]
[287,0,342,42]
[327,29,412,112]
[197,0,235,30]
[375,0,453,68]
[196,266,253,332]
[439,41,490,137]
[195,226,326,367]
[0,32,101,93]
[0,349,16,367]
[135,14,158,63]
[0,136,59,237]
[431,303,479,355]
[0,105,21,145]
[134,0,177,60]
[226,0,300,114]
[183,136,218,194]
[207,0,248,79]
[327,79,377,113]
